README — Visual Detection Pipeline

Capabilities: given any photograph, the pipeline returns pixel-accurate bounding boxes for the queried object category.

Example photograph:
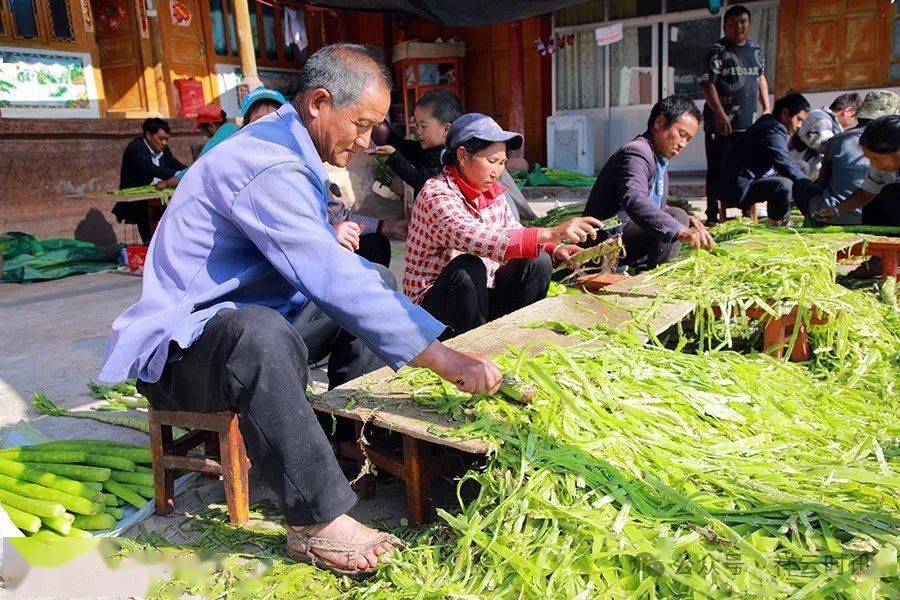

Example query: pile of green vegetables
[359,331,897,598]
[0,438,154,540]
[629,224,899,395]
[114,185,175,205]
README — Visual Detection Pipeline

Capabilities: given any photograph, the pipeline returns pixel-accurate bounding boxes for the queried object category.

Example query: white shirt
[144,139,164,184]
[860,167,900,195]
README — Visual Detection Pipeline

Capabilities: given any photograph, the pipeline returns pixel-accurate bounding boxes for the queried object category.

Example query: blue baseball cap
[446,113,523,151]
[240,86,287,118]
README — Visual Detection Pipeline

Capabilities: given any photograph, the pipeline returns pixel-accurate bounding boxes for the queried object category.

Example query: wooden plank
[311,294,693,455]
[67,192,165,203]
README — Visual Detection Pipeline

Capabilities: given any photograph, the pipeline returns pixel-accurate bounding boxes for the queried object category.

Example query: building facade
[550,0,900,172]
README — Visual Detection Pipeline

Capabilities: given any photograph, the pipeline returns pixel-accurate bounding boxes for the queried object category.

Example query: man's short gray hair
[297,44,393,108]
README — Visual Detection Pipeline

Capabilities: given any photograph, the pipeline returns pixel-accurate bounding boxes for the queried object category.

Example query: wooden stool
[337,421,466,525]
[148,409,251,524]
[714,304,829,361]
[864,239,900,281]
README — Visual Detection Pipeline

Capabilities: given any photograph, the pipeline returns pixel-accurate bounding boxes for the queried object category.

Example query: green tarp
[511,164,598,189]
[0,232,119,283]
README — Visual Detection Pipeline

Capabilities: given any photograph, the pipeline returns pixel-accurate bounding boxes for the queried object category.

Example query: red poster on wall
[170,0,193,27]
[99,0,127,32]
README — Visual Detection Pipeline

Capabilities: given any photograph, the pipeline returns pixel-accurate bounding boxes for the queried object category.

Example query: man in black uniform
[113,118,187,243]
[700,4,770,225]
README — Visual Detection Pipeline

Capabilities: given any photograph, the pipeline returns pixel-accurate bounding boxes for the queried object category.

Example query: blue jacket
[99,103,444,383]
[718,114,808,207]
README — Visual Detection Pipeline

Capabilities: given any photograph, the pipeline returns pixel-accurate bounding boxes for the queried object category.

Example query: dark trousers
[792,178,821,217]
[705,130,743,223]
[357,232,391,268]
[621,206,690,271]
[138,267,396,526]
[420,253,552,340]
[741,176,792,222]
[863,183,900,226]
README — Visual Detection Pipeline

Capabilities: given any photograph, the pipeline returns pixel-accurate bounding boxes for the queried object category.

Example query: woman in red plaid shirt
[403,113,603,339]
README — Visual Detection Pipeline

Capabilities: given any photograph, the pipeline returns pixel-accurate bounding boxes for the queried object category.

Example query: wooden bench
[149,409,251,525]
[312,293,694,524]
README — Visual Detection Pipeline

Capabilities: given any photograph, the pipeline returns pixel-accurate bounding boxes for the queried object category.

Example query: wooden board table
[312,293,694,524]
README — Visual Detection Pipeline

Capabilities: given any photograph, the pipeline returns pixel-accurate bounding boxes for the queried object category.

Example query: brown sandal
[286,526,404,579]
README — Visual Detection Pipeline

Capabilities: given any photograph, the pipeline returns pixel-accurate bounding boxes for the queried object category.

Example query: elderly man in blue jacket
[717,93,812,225]
[98,44,501,577]
[583,95,715,270]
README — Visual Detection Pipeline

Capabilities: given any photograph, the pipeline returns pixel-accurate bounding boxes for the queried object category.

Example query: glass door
[606,23,658,155]
[664,16,722,99]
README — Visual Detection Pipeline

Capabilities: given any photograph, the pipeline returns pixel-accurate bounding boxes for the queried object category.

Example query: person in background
[114,118,187,243]
[366,89,462,199]
[701,4,770,225]
[100,44,502,578]
[584,95,714,271]
[794,90,899,224]
[405,113,595,338]
[194,105,240,159]
[242,86,405,267]
[788,93,861,178]
[717,93,811,226]
[816,115,900,227]
[240,86,288,125]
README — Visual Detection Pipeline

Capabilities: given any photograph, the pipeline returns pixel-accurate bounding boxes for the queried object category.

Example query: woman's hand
[333,220,361,251]
[551,244,583,267]
[538,216,603,244]
[365,146,397,157]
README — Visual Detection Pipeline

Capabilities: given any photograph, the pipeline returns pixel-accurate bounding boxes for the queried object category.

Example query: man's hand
[539,216,603,245]
[551,244,583,267]
[413,341,503,395]
[365,146,397,157]
[687,215,708,231]
[814,206,838,222]
[381,219,408,240]
[677,226,716,250]
[333,220,361,251]
[156,176,180,190]
[714,111,732,136]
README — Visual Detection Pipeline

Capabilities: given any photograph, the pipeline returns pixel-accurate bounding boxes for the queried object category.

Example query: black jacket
[385,130,444,200]
[119,137,186,189]
[717,114,808,207]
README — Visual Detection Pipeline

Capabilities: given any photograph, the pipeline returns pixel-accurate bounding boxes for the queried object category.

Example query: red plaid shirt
[403,167,554,304]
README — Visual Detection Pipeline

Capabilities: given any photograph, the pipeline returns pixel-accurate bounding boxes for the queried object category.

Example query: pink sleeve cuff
[503,227,540,261]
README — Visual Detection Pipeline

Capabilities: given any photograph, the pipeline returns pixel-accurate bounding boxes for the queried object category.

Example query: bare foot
[287,514,398,572]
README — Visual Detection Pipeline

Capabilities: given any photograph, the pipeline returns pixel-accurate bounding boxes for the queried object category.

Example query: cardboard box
[392,40,465,62]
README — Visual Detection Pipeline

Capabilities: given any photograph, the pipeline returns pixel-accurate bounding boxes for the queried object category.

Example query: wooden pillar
[507,20,526,160]
[146,8,171,116]
[233,0,261,95]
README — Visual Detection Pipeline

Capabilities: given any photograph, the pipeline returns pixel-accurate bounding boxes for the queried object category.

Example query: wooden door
[791,0,888,91]
[92,0,149,112]
[165,0,213,109]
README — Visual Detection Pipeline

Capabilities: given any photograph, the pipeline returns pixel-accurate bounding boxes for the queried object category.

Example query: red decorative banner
[80,0,94,33]
[135,0,149,38]
[99,0,127,32]
[170,0,193,27]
